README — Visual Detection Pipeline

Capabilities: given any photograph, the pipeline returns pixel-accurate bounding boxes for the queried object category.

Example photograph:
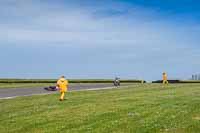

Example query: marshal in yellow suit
[162,72,169,84]
[57,76,69,101]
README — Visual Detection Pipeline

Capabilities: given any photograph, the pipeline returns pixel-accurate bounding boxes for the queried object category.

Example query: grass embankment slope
[0,84,200,133]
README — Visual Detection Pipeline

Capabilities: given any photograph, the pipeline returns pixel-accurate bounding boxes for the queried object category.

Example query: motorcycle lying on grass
[44,86,58,91]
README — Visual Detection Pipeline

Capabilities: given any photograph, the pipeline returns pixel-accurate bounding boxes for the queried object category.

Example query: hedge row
[0,79,145,83]
[179,80,200,83]
[152,80,200,83]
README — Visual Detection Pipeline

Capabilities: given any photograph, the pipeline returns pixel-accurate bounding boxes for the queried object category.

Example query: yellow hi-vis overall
[162,73,168,84]
[57,78,68,100]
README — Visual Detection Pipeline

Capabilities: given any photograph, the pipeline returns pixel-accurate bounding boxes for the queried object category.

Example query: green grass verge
[0,83,55,89]
[0,79,144,83]
[0,84,200,133]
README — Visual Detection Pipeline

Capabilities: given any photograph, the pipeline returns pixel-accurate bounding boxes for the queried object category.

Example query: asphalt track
[0,83,131,99]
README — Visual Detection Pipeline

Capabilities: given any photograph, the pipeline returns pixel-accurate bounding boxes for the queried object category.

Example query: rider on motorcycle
[113,77,120,86]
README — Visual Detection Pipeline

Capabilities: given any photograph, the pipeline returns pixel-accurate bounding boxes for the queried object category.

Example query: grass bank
[0,84,200,133]
[0,79,144,83]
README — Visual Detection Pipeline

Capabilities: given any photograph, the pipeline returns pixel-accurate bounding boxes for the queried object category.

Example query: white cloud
[0,1,199,51]
[1,0,199,54]
[0,0,198,48]
[0,0,200,79]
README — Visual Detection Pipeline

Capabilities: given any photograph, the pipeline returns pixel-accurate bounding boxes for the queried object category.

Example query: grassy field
[0,83,55,89]
[0,84,200,133]
[0,79,144,83]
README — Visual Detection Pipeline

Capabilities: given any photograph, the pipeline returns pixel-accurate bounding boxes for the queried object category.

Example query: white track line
[0,86,129,100]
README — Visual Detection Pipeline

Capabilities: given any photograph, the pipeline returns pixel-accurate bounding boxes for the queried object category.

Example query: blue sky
[0,0,200,80]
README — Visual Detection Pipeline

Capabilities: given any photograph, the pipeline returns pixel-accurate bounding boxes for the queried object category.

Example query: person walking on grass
[162,72,169,84]
[57,76,69,101]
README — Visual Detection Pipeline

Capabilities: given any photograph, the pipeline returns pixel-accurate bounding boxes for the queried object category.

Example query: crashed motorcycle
[44,86,58,91]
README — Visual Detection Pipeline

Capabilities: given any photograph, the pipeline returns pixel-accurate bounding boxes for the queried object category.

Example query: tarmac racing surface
[0,83,132,99]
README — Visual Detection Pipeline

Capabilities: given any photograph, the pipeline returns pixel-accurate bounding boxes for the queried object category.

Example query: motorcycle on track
[113,77,120,86]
